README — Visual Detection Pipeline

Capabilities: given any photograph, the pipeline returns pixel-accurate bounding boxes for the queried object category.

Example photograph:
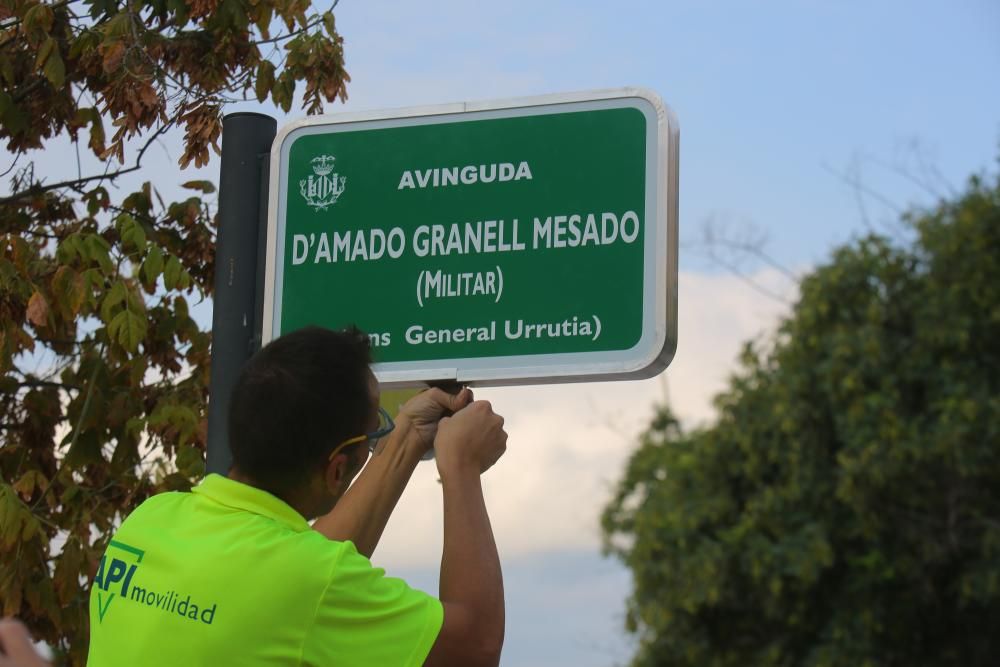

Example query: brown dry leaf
[188,0,219,20]
[26,291,49,326]
[101,40,126,74]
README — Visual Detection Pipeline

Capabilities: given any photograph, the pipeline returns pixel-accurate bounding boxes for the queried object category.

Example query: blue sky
[7,1,999,665]
[320,0,999,273]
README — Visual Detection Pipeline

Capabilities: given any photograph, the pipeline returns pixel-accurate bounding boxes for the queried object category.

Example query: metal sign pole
[206,112,277,475]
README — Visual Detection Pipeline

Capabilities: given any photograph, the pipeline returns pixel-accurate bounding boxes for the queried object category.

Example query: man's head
[227,326,377,517]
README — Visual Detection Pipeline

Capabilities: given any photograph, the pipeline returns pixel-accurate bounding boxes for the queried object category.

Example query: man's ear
[324,449,364,493]
[324,453,351,494]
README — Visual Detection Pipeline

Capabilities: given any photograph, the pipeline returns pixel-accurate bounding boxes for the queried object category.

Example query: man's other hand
[397,387,473,454]
[0,619,50,667]
[435,401,507,477]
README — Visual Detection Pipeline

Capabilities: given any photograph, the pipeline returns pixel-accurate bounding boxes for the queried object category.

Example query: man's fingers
[0,619,41,663]
[444,386,473,411]
[425,386,472,412]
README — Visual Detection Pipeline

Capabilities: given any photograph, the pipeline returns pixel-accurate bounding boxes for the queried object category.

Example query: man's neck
[226,468,314,519]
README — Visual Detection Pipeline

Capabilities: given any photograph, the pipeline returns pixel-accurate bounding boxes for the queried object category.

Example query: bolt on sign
[262,88,679,386]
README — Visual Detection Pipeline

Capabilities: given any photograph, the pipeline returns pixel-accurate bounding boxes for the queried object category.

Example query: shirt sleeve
[304,541,444,667]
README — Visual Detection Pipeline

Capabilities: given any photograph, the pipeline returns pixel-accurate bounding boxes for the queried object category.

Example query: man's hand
[396,387,473,454]
[435,400,507,477]
[313,386,474,554]
[0,619,50,667]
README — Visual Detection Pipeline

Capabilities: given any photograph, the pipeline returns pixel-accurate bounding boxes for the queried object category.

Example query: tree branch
[252,16,324,46]
[0,122,173,205]
[12,380,81,391]
[1,149,25,179]
[700,235,799,283]
[40,343,108,520]
[697,250,793,305]
[822,162,905,215]
[687,215,800,303]
[11,77,48,104]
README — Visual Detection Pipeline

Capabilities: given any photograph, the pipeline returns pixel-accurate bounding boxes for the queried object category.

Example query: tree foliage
[0,0,348,662]
[602,171,1000,666]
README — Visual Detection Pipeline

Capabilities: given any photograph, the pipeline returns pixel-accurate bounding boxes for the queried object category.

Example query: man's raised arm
[313,387,472,557]
[424,400,507,667]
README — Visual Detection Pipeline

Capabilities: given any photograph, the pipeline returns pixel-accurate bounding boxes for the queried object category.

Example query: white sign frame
[262,87,679,386]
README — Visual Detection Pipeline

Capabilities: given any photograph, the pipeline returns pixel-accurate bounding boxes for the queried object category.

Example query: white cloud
[374,267,797,569]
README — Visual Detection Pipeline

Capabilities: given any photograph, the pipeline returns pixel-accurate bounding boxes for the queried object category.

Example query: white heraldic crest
[300,155,347,211]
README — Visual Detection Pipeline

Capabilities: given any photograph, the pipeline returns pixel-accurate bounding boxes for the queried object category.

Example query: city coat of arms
[300,155,347,211]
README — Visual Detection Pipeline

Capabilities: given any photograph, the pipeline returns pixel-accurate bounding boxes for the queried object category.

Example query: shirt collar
[192,474,311,532]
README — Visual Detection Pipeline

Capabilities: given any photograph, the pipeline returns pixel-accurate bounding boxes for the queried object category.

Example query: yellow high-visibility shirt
[87,474,442,666]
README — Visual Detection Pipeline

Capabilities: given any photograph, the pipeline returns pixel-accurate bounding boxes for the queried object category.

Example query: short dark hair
[227,326,372,497]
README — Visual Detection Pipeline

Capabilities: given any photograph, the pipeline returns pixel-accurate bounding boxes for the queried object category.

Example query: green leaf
[12,470,46,497]
[51,265,84,316]
[161,472,194,492]
[61,484,80,504]
[253,5,273,38]
[81,268,103,299]
[52,541,84,605]
[59,267,86,316]
[176,445,205,477]
[222,0,247,26]
[69,30,100,59]
[56,233,82,264]
[64,431,104,468]
[322,12,337,38]
[85,186,110,215]
[0,91,28,135]
[181,180,216,194]
[102,13,132,42]
[43,48,65,87]
[0,56,14,86]
[125,416,145,438]
[109,309,146,352]
[84,234,114,273]
[0,485,26,549]
[21,515,40,541]
[22,3,54,35]
[35,37,56,70]
[272,72,296,113]
[163,255,182,290]
[142,245,163,285]
[100,281,126,322]
[148,402,172,428]
[110,436,138,471]
[115,212,133,233]
[255,61,275,103]
[120,215,146,251]
[124,284,146,315]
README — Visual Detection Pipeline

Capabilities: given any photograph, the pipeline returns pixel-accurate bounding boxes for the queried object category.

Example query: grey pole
[206,112,277,475]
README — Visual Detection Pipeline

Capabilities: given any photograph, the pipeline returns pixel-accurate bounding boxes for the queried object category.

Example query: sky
[7,1,1000,665]
[310,2,998,665]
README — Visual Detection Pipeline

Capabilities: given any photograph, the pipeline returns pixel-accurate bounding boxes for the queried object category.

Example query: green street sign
[262,88,678,386]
